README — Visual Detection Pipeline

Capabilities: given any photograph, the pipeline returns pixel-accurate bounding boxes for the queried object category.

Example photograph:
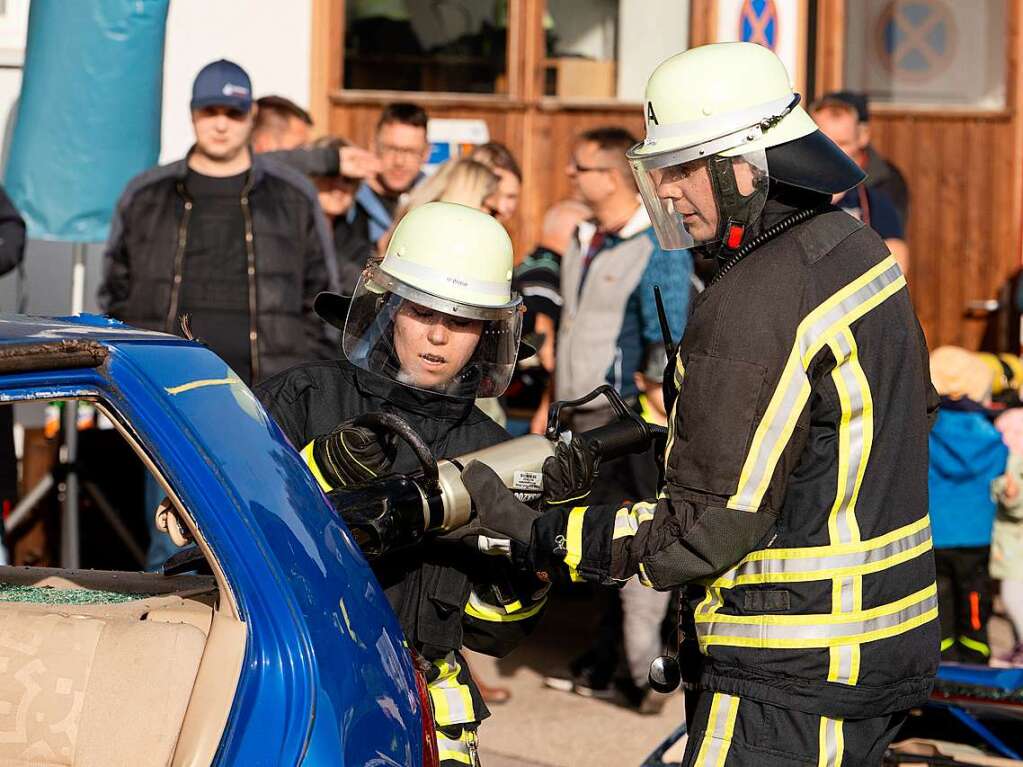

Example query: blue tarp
[4,0,168,242]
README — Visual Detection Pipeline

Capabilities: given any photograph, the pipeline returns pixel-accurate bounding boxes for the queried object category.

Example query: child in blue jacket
[929,346,1009,663]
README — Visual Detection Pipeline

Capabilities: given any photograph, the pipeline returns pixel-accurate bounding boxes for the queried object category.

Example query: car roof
[0,313,185,346]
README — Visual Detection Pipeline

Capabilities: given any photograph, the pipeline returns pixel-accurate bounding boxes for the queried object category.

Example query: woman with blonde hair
[379,158,499,254]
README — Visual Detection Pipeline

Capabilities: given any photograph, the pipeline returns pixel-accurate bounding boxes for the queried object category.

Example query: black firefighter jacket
[531,206,940,719]
[256,359,548,728]
[98,152,338,384]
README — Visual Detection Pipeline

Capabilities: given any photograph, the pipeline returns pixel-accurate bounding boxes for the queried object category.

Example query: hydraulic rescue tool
[326,385,666,560]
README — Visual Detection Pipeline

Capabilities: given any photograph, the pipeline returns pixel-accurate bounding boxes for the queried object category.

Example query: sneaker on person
[542,668,615,699]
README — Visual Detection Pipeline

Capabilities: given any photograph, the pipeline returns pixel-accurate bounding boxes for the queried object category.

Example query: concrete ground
[469,589,688,767]
[467,591,1019,767]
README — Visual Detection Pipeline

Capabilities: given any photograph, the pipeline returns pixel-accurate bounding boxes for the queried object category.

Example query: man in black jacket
[462,43,939,766]
[99,59,337,386]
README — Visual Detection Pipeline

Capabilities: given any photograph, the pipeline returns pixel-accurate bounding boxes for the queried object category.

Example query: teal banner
[5,0,169,242]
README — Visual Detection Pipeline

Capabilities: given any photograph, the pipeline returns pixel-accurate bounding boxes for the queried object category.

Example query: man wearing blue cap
[101,58,337,386]
[101,59,340,569]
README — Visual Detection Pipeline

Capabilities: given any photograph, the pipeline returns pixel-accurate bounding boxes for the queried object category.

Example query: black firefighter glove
[458,461,540,560]
[310,419,395,489]
[460,461,576,585]
[542,437,601,508]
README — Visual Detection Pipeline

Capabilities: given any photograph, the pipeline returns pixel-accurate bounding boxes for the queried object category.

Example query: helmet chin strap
[705,156,764,265]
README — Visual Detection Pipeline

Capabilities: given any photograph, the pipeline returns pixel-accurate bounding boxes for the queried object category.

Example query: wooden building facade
[310,0,1023,351]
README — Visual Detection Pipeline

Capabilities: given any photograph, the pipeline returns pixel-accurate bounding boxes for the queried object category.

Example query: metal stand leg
[58,243,88,569]
[59,400,79,568]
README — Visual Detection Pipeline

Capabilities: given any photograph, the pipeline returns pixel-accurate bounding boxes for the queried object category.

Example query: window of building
[542,0,689,102]
[343,0,510,94]
[843,0,1007,109]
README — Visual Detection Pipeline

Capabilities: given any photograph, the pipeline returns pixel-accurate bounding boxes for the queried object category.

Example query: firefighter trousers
[682,690,907,766]
[935,546,992,663]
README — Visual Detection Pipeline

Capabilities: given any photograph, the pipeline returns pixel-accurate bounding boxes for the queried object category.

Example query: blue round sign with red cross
[740,0,779,50]
[876,0,956,81]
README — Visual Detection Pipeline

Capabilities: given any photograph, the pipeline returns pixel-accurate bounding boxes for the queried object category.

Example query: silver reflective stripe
[729,259,904,513]
[801,263,903,361]
[829,330,863,545]
[436,732,473,765]
[612,502,656,540]
[819,716,843,767]
[833,643,854,684]
[695,693,739,766]
[697,588,937,644]
[716,521,931,585]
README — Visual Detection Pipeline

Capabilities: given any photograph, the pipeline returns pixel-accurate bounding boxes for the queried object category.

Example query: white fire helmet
[627,42,862,252]
[320,201,524,398]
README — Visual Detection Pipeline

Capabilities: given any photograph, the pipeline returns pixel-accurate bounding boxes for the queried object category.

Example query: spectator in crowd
[503,199,590,434]
[819,90,909,226]
[539,127,691,697]
[251,95,313,152]
[811,96,910,274]
[308,135,375,292]
[555,126,690,437]
[100,59,337,385]
[990,407,1023,665]
[928,345,1007,664]
[471,141,522,225]
[378,157,498,254]
[99,59,338,570]
[358,102,431,246]
[546,343,675,712]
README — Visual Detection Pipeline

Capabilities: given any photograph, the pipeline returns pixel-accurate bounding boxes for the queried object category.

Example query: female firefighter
[460,43,940,766]
[256,201,546,767]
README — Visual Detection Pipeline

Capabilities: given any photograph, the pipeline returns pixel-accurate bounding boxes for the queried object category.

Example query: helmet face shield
[629,146,769,252]
[342,269,523,399]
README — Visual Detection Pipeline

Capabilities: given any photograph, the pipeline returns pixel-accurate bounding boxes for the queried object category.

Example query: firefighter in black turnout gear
[460,43,939,766]
[257,202,546,767]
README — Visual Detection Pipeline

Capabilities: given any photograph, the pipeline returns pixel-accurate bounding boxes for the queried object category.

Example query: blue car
[0,314,432,766]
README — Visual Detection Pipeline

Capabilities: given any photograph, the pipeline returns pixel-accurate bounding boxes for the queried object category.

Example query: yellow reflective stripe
[958,636,991,657]
[826,328,872,685]
[709,517,932,588]
[429,654,475,726]
[818,716,845,767]
[940,636,955,651]
[612,501,656,540]
[464,592,547,623]
[729,257,904,513]
[638,563,654,588]
[697,585,938,650]
[695,693,739,766]
[700,583,935,628]
[826,328,869,545]
[565,506,587,582]
[301,441,332,492]
[664,353,685,462]
[734,515,929,562]
[436,732,473,765]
